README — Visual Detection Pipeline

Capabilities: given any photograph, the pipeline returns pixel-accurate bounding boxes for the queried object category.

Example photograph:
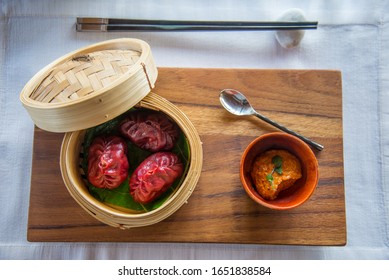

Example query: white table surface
[0,0,388,259]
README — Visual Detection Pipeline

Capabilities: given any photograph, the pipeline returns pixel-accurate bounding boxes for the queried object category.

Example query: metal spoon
[219,89,324,151]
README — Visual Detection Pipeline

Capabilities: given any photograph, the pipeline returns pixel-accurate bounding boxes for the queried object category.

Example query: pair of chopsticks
[76,17,318,32]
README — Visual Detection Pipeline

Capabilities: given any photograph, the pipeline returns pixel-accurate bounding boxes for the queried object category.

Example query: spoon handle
[253,112,324,151]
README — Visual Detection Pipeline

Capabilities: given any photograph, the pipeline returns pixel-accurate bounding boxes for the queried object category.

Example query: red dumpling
[87,135,129,189]
[130,152,184,204]
[119,110,179,152]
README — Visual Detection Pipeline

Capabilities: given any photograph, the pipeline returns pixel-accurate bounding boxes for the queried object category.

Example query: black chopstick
[76,17,318,32]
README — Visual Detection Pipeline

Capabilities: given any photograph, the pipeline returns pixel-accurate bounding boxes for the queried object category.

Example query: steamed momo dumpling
[129,152,183,204]
[119,110,180,152]
[87,135,129,189]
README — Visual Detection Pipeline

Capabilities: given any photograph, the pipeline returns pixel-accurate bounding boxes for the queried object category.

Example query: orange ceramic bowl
[240,132,319,210]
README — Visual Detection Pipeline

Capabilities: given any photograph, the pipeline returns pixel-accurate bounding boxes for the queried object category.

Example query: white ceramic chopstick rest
[275,8,307,48]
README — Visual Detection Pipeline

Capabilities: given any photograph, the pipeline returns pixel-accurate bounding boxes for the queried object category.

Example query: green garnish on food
[266,155,283,188]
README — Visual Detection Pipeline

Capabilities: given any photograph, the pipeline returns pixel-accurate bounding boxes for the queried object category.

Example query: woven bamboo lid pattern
[30,49,142,103]
[20,38,157,132]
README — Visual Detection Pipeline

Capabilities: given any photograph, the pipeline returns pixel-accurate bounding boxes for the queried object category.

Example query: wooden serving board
[27,68,346,245]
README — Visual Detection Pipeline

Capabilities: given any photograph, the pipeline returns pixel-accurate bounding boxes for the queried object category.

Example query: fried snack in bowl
[250,149,302,200]
[240,132,319,210]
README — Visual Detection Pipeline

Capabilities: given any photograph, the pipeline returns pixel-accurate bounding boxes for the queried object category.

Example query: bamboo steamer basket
[20,38,203,229]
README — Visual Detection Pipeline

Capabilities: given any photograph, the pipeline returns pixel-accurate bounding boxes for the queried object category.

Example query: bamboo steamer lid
[20,38,158,132]
[20,38,203,228]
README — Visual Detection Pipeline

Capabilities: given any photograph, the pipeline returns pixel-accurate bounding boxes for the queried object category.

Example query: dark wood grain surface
[27,68,346,245]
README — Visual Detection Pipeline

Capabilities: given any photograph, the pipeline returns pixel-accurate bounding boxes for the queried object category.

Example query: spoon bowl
[219,89,323,151]
[219,89,256,116]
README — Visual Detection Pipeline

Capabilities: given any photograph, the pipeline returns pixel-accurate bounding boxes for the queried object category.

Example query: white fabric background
[0,0,388,259]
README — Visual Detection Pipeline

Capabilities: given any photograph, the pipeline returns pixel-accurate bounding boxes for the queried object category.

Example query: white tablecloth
[1,0,388,259]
